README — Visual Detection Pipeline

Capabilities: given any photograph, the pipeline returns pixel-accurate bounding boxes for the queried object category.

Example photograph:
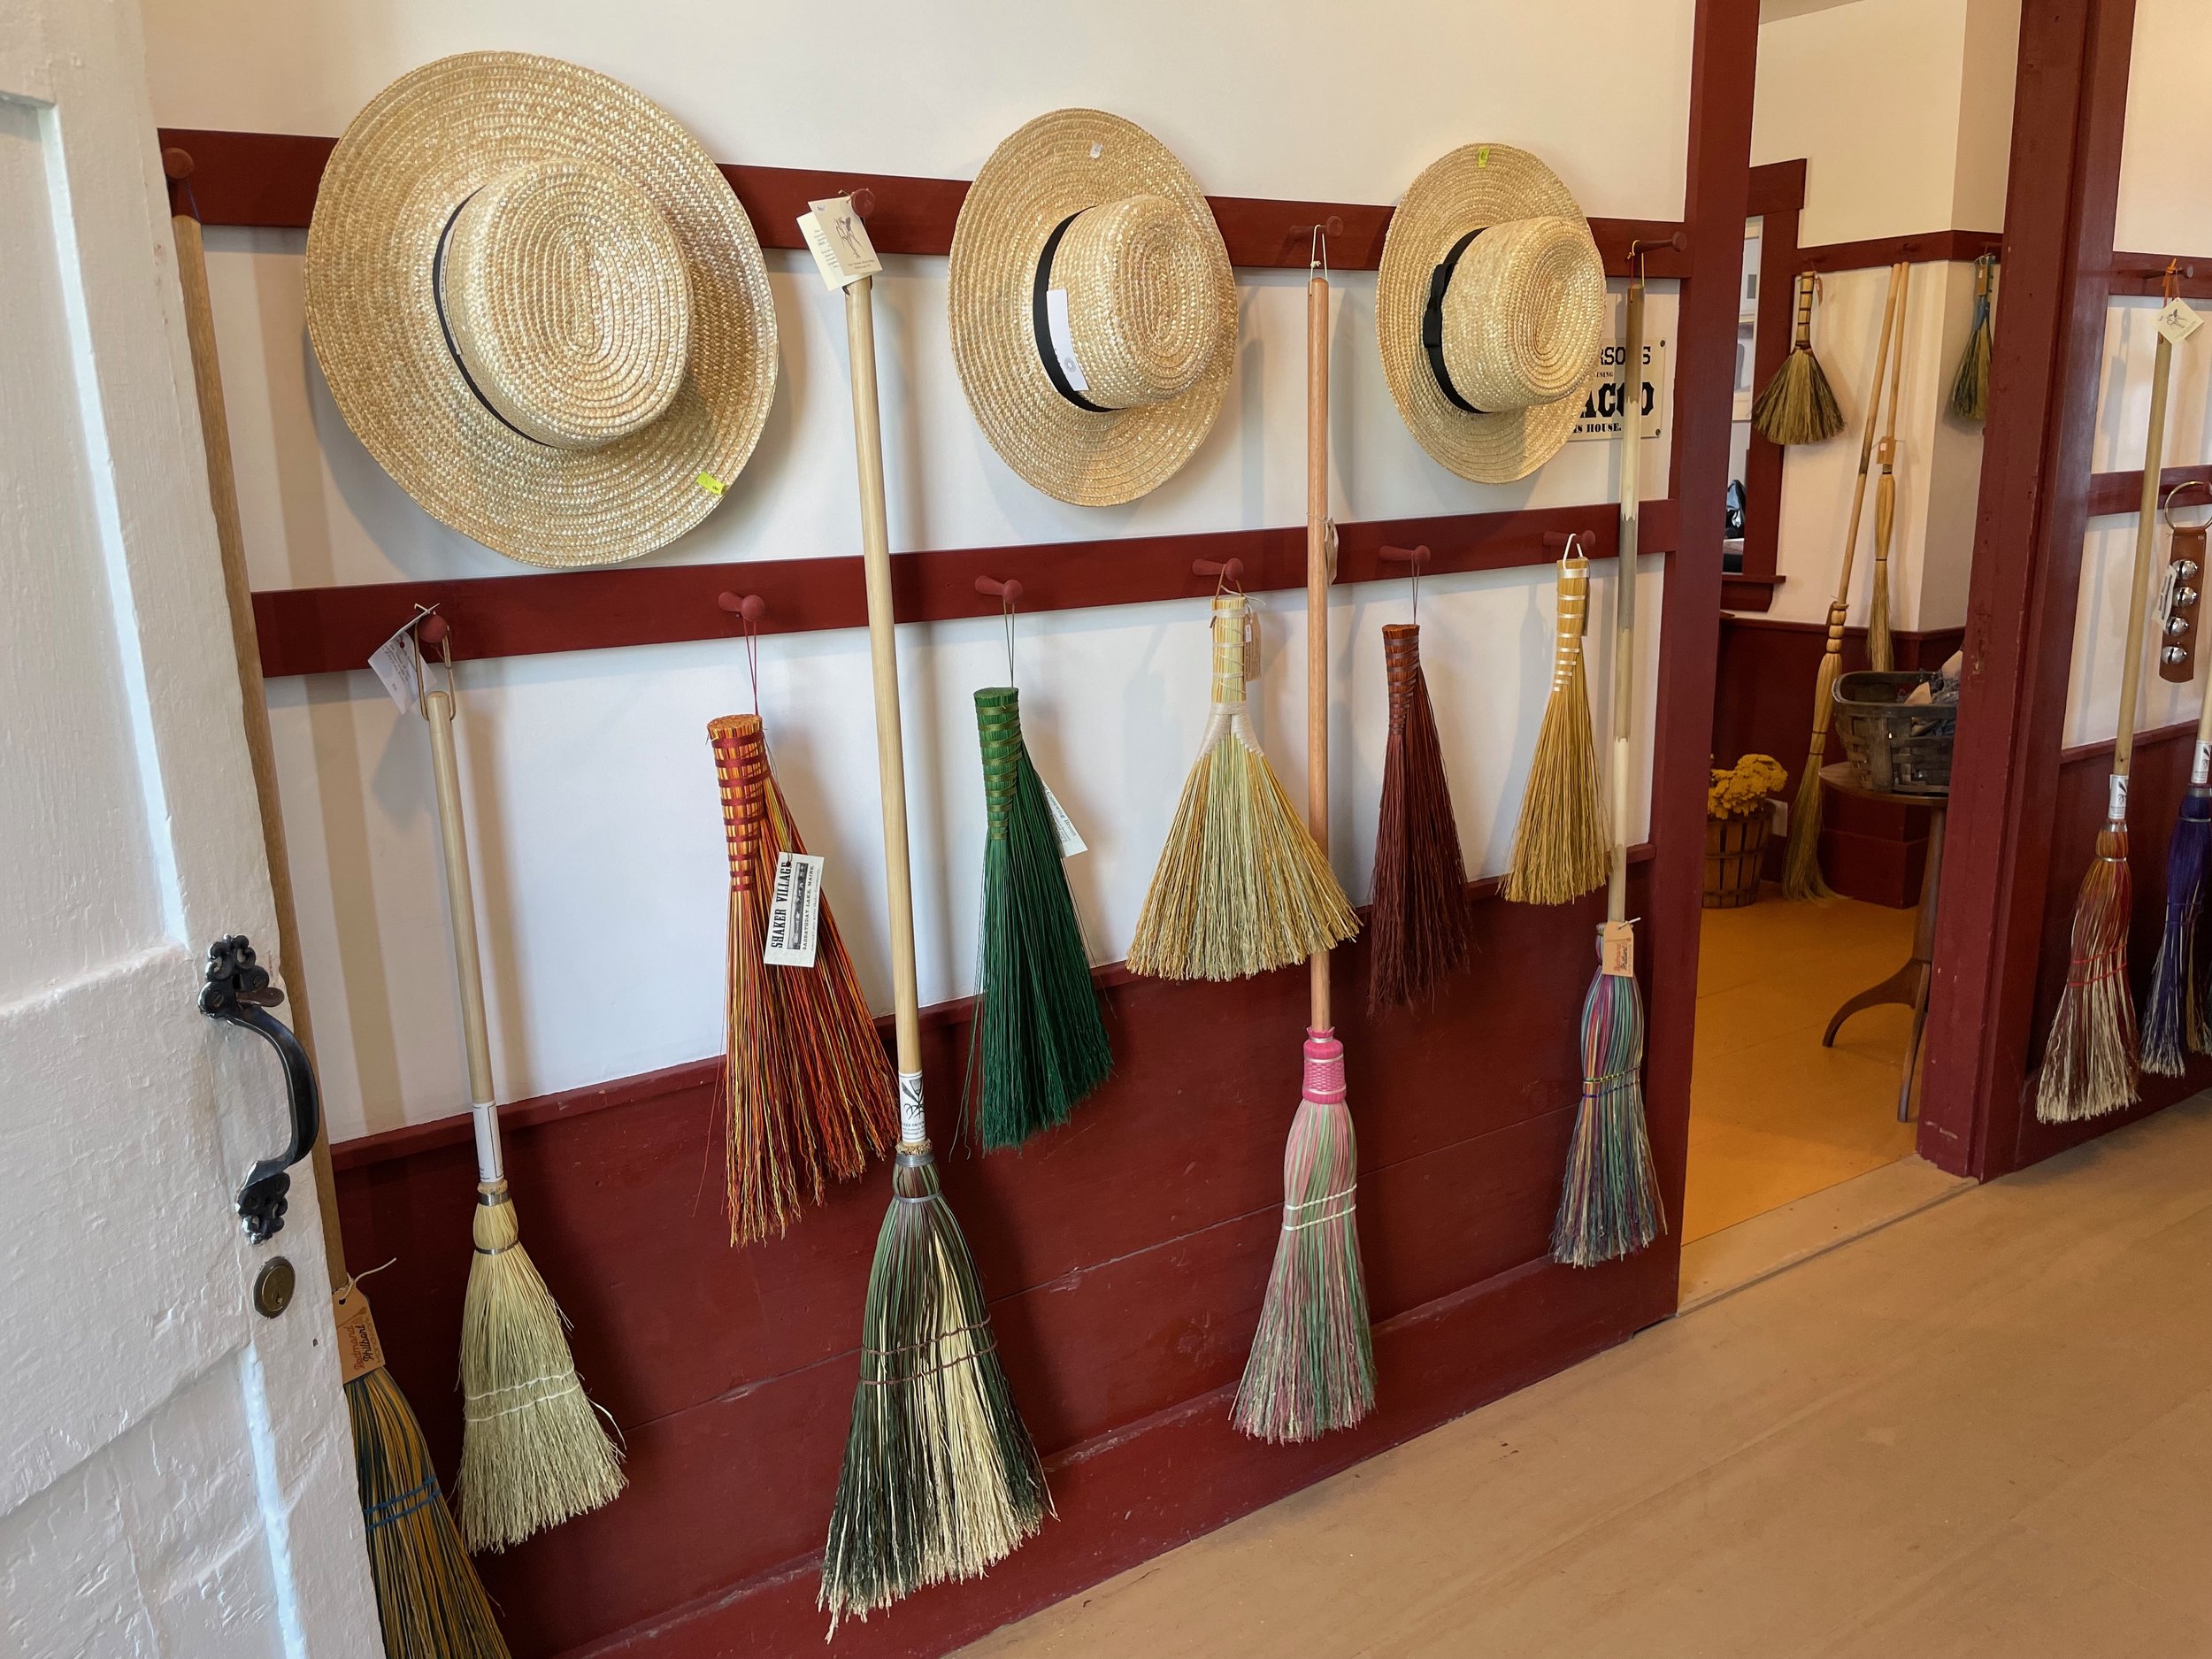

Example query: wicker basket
[1704,812,1770,908]
[1832,671,1955,796]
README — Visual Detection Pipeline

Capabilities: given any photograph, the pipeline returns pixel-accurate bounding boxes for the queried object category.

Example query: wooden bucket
[1704,813,1770,908]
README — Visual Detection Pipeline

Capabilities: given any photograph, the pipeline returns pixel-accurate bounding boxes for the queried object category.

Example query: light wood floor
[964,1092,2212,1658]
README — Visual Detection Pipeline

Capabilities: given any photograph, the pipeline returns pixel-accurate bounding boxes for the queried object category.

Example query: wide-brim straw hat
[1378,145,1606,485]
[304,51,777,568]
[949,110,1237,507]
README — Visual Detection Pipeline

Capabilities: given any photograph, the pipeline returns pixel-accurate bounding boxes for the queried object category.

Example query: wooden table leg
[1823,804,1947,1125]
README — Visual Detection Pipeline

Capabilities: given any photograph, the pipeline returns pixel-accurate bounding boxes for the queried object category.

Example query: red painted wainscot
[334,867,1668,1658]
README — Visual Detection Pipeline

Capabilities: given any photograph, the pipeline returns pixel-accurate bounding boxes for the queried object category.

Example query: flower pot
[1704,812,1770,909]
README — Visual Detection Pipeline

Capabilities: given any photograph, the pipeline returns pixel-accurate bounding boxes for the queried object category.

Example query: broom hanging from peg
[416,619,625,1553]
[1866,264,1911,672]
[1783,260,1908,900]
[813,222,1048,1631]
[1502,534,1609,905]
[2039,280,2186,1120]
[2145,482,2212,1075]
[1554,242,1663,1266]
[1235,231,1374,1442]
[1949,253,1997,422]
[1751,273,1847,445]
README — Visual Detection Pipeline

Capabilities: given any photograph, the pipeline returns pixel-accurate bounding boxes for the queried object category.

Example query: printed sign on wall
[1568,334,1670,443]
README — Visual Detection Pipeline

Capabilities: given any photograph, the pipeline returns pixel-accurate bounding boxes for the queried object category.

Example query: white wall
[147,1,1693,1141]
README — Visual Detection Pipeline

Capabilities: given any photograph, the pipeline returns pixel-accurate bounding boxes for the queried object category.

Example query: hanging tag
[1039,776,1088,856]
[2194,740,2212,788]
[1044,289,1090,392]
[1242,608,1260,682]
[365,614,426,712]
[2155,297,2202,346]
[331,1286,386,1384]
[898,1071,926,1144]
[797,196,883,291]
[695,472,726,496]
[762,850,826,967]
[1601,920,1635,978]
[2108,774,2129,824]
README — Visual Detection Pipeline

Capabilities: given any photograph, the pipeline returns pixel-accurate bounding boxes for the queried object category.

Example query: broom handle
[844,277,926,1107]
[172,208,349,1286]
[1609,270,1644,926]
[1833,263,1906,605]
[1307,272,1331,1032]
[2115,333,2177,790]
[423,686,503,1183]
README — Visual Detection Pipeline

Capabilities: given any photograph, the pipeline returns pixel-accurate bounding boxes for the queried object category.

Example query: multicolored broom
[1751,273,1847,445]
[818,258,1048,1632]
[418,621,625,1552]
[1368,584,1471,1011]
[1948,254,1996,422]
[1128,588,1358,981]
[2145,498,2212,1075]
[1783,261,1907,901]
[1554,248,1663,1267]
[2037,319,2177,1121]
[711,703,895,1243]
[1867,265,1910,672]
[1502,540,1609,906]
[1234,242,1374,1442]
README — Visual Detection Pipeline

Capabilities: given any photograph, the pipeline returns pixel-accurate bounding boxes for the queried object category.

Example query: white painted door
[0,2,378,1655]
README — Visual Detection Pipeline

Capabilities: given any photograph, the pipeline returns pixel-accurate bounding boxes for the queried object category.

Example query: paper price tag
[1242,609,1260,682]
[798,196,883,291]
[365,615,426,713]
[1601,920,1636,979]
[897,1071,926,1145]
[332,1287,387,1385]
[2194,740,2211,787]
[2108,774,2130,824]
[1039,777,1087,856]
[762,851,826,968]
[2155,297,2202,347]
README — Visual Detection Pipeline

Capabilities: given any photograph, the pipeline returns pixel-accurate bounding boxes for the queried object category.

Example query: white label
[897,1071,926,1144]
[1044,288,1089,392]
[1569,329,1670,443]
[797,196,882,290]
[762,851,826,968]
[2156,297,2203,346]
[365,615,425,712]
[2108,774,2130,823]
[2194,740,2211,787]
[1040,777,1087,856]
[1601,919,1635,979]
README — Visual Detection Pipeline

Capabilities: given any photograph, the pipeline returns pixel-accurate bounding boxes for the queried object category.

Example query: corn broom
[1867,264,1910,672]
[1554,250,1663,1266]
[2037,323,2177,1121]
[1784,261,1907,900]
[1949,254,1996,422]
[1502,543,1609,905]
[819,265,1048,1632]
[712,713,895,1241]
[1235,250,1374,1442]
[1368,619,1471,1011]
[1750,273,1846,445]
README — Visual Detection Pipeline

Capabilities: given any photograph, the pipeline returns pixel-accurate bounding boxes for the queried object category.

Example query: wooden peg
[1379,544,1432,566]
[847,188,876,220]
[417,614,449,649]
[717,592,765,623]
[1193,557,1245,582]
[974,576,1024,603]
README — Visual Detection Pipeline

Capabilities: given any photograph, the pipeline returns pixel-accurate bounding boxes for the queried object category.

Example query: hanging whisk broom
[1751,273,1847,445]
[1867,264,1911,672]
[1502,539,1609,905]
[1784,261,1907,900]
[2035,310,2180,1122]
[2145,495,2212,1075]
[1128,588,1358,981]
[1949,254,1997,422]
[818,257,1048,1632]
[416,621,624,1553]
[1368,560,1471,1010]
[711,700,895,1244]
[1235,240,1374,1442]
[1554,245,1663,1266]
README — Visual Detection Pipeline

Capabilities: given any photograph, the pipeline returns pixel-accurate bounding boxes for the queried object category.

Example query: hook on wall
[1193,557,1245,584]
[974,576,1024,605]
[1379,544,1432,567]
[717,592,766,624]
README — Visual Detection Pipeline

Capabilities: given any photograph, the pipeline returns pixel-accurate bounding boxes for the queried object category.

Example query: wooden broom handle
[2115,332,2177,785]
[1833,262,1907,604]
[1307,273,1332,1031]
[1609,272,1645,924]
[172,210,349,1284]
[422,688,500,1131]
[845,277,924,1083]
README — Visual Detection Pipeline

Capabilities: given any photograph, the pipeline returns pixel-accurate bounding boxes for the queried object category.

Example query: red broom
[1368,572,1471,1010]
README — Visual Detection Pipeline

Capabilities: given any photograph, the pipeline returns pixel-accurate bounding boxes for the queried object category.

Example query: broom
[1234,244,1375,1443]
[1502,540,1610,905]
[966,680,1113,1148]
[2140,672,2212,1075]
[1368,596,1471,1011]
[1554,247,1664,1267]
[711,706,896,1242]
[818,265,1048,1632]
[1949,254,1997,422]
[2036,322,2177,1121]
[1751,273,1847,445]
[1867,264,1911,672]
[416,623,625,1551]
[166,152,508,1657]
[1783,261,1907,900]
[1127,588,1359,981]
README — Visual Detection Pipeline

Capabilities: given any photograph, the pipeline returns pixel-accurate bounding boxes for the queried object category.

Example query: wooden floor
[962,1092,2212,1658]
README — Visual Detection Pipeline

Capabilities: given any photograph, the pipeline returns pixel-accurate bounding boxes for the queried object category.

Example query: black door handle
[200,935,320,1243]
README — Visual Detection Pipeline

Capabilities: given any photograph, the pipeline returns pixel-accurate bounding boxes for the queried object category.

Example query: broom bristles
[966,688,1112,1148]
[1502,641,1609,905]
[457,1188,625,1553]
[2034,826,2140,1122]
[713,716,895,1244]
[820,1148,1050,1632]
[1370,625,1471,1010]
[1950,259,1995,422]
[1782,653,1844,901]
[1553,958,1664,1266]
[2142,794,2210,1076]
[1869,557,1893,672]
[1233,1031,1374,1442]
[1751,347,1847,446]
[349,1363,511,1658]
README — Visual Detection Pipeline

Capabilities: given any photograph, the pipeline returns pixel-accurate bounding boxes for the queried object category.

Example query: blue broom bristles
[2143,787,2212,1076]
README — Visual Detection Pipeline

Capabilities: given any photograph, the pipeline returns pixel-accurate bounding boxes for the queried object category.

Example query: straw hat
[948,110,1236,506]
[1378,145,1606,484]
[304,52,777,568]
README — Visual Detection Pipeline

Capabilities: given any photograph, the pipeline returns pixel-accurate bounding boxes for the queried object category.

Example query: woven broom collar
[1550,556,1591,688]
[1301,1031,1347,1103]
[1210,593,1248,705]
[1440,216,1605,413]
[974,687,1024,837]
[1052,195,1224,410]
[710,714,769,890]
[1383,623,1423,733]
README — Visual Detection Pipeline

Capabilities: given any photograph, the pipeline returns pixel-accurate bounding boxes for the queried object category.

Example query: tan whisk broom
[1751,273,1847,446]
[1502,537,1610,906]
[1783,260,1907,901]
[1867,263,1911,672]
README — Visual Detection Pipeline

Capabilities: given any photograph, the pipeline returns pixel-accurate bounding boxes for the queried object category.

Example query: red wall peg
[1192,557,1245,581]
[974,576,1024,603]
[717,592,765,623]
[1379,544,1432,565]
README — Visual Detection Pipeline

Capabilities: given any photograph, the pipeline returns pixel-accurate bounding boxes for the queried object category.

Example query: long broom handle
[1833,263,1907,608]
[1307,271,1332,1032]
[843,276,926,1102]
[423,686,503,1183]
[1609,270,1644,926]
[1871,266,1910,596]
[2115,333,2177,790]
[172,206,349,1286]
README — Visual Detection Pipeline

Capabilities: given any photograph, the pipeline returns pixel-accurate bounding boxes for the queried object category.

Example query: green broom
[1949,254,1996,422]
[1751,273,1847,445]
